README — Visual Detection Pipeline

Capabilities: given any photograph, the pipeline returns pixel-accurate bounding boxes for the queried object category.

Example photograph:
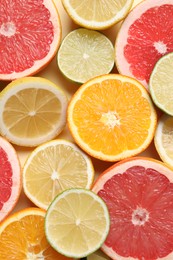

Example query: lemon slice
[61,0,133,30]
[149,52,173,116]
[45,188,110,258]
[57,28,114,83]
[0,77,68,147]
[154,114,173,169]
[23,139,94,209]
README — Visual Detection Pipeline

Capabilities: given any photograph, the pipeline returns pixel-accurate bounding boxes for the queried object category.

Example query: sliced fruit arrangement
[0,77,68,147]
[67,74,157,162]
[0,207,73,259]
[149,52,173,115]
[61,0,134,30]
[115,0,173,88]
[0,136,21,222]
[81,249,111,260]
[23,139,94,210]
[92,157,173,260]
[45,188,110,258]
[154,114,173,169]
[0,0,61,81]
[57,28,114,83]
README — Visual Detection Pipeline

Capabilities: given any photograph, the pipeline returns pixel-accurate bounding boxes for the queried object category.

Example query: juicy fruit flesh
[0,0,54,74]
[121,4,173,84]
[72,79,153,155]
[162,118,173,160]
[0,147,12,210]
[3,88,62,138]
[98,165,173,259]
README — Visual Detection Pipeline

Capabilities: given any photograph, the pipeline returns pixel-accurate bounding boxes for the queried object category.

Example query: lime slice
[45,188,110,258]
[57,28,114,83]
[149,52,173,115]
[86,249,110,260]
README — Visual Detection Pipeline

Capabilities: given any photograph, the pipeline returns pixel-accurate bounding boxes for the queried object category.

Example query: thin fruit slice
[0,207,73,259]
[45,188,110,258]
[115,0,173,88]
[57,28,114,83]
[0,77,68,147]
[83,249,111,260]
[92,157,173,260]
[149,52,173,115]
[61,0,133,30]
[67,74,157,162]
[23,139,94,210]
[0,136,21,222]
[0,0,61,81]
[154,114,173,169]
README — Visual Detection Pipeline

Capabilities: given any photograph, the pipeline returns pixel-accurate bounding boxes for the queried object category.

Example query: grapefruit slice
[115,0,173,88]
[0,0,61,81]
[0,136,21,222]
[92,157,173,260]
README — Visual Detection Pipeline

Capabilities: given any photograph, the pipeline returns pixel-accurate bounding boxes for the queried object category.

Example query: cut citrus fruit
[92,157,173,260]
[67,74,157,162]
[0,77,68,147]
[149,52,173,115]
[57,28,114,83]
[45,188,110,258]
[61,0,133,30]
[154,114,173,169]
[0,207,73,259]
[115,0,173,88]
[0,136,21,222]
[23,139,94,210]
[0,0,61,81]
[85,250,111,260]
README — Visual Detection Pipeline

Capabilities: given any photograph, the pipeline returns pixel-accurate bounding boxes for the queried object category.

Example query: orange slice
[67,74,157,162]
[0,207,73,259]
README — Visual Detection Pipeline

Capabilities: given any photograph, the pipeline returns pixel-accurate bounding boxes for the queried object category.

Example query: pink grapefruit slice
[0,0,61,81]
[115,0,173,88]
[92,157,173,260]
[0,136,21,222]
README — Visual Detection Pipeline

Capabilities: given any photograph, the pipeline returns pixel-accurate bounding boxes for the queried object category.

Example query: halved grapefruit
[92,157,173,259]
[0,0,61,81]
[115,0,173,88]
[0,136,21,222]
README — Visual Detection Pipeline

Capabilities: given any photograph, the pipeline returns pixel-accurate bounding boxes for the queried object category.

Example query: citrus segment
[67,74,157,162]
[0,207,72,259]
[149,52,173,115]
[0,136,21,222]
[61,0,133,30]
[86,250,111,260]
[154,114,173,169]
[45,188,110,258]
[115,0,173,88]
[0,0,61,80]
[92,157,173,260]
[57,28,114,83]
[0,77,68,147]
[23,139,94,210]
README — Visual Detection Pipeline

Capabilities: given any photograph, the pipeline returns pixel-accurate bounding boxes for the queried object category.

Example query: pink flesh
[98,165,173,259]
[124,4,173,83]
[0,0,54,74]
[0,148,12,210]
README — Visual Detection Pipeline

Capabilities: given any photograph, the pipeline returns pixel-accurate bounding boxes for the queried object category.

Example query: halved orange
[67,74,157,162]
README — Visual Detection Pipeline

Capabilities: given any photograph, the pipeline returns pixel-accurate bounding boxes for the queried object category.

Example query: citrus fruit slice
[23,139,94,210]
[83,250,111,260]
[57,28,114,83]
[149,52,173,115]
[115,0,173,88]
[154,114,173,169]
[45,188,110,258]
[0,207,73,259]
[0,0,61,81]
[0,136,21,222]
[0,77,68,147]
[67,74,157,162]
[92,157,173,260]
[61,0,133,30]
